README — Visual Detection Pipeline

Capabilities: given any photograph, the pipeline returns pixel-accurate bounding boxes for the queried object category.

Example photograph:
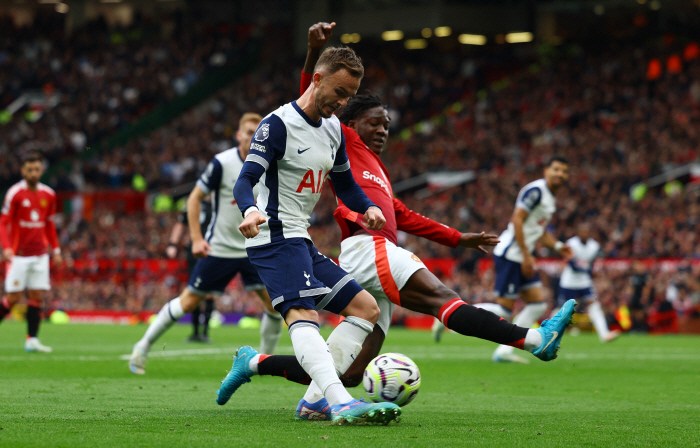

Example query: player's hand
[2,248,13,263]
[191,239,211,258]
[362,206,386,231]
[558,244,574,261]
[458,232,500,254]
[308,22,335,49]
[521,254,537,278]
[165,245,178,259]
[52,252,63,266]
[239,210,267,239]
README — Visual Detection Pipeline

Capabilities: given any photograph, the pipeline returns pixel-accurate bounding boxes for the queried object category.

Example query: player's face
[544,161,569,191]
[237,120,260,158]
[351,107,390,154]
[315,69,361,119]
[21,161,43,187]
[578,225,590,241]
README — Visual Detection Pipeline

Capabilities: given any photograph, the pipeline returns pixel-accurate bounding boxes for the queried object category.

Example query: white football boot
[25,337,53,353]
[129,343,150,375]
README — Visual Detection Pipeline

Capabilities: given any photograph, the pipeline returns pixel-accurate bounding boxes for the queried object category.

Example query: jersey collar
[292,101,322,128]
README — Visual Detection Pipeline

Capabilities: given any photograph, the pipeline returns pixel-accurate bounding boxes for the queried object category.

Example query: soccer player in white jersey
[558,223,620,342]
[220,47,401,425]
[476,156,574,363]
[128,113,283,375]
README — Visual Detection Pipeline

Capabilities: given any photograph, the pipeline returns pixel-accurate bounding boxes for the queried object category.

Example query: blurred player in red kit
[0,151,62,352]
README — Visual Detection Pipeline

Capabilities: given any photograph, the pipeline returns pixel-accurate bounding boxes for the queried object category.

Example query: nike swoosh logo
[298,147,310,154]
[542,331,558,351]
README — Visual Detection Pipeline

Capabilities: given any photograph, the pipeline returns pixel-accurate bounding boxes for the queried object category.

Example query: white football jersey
[242,101,349,247]
[493,178,557,263]
[196,147,256,258]
[559,236,601,289]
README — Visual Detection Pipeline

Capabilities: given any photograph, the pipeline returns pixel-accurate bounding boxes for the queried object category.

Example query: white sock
[302,316,373,404]
[524,329,543,352]
[474,302,513,320]
[248,354,261,374]
[259,309,283,355]
[289,321,353,406]
[587,301,610,342]
[494,302,547,357]
[137,297,184,351]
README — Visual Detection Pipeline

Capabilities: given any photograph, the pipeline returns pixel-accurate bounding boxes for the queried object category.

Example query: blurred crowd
[2,18,700,326]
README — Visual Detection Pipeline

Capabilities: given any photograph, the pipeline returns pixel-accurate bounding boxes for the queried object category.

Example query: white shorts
[339,234,426,335]
[4,254,51,293]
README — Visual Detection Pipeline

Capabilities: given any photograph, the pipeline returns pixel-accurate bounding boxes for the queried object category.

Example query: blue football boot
[330,399,401,425]
[216,346,257,405]
[533,299,577,361]
[295,398,331,421]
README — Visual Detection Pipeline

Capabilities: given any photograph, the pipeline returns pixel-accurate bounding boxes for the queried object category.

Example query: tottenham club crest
[254,123,270,142]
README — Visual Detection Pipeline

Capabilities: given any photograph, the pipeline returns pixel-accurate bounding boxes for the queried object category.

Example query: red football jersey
[0,180,60,257]
[300,71,461,248]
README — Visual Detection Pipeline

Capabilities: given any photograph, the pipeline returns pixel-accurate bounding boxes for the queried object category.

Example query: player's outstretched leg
[532,299,577,361]
[587,300,620,343]
[129,290,200,374]
[491,301,547,364]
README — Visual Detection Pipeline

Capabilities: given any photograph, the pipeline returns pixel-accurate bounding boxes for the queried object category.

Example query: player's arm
[166,210,187,258]
[393,197,499,252]
[44,194,62,265]
[234,115,287,238]
[187,184,211,258]
[300,22,336,95]
[328,133,385,231]
[0,194,14,262]
[539,231,573,260]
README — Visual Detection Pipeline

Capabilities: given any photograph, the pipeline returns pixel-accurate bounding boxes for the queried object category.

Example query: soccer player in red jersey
[216,23,577,420]
[0,151,62,352]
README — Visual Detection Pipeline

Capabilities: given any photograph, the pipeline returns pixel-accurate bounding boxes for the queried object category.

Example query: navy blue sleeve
[329,134,377,213]
[196,158,223,195]
[233,114,287,216]
[516,186,542,212]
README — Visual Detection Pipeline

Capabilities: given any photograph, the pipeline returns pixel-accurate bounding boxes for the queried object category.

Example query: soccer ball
[363,353,420,406]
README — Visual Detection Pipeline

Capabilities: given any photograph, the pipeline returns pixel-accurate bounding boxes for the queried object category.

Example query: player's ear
[313,71,323,88]
[348,119,357,129]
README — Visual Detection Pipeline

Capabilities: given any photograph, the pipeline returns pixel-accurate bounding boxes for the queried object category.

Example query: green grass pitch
[1,321,699,447]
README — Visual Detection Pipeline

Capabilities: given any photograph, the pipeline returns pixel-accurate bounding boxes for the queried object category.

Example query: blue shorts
[246,238,363,318]
[186,255,264,296]
[557,286,596,305]
[493,255,542,299]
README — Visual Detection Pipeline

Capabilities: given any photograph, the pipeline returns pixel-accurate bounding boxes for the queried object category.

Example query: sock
[27,304,41,338]
[137,297,185,351]
[524,329,543,351]
[191,303,201,336]
[203,298,214,337]
[474,302,513,320]
[439,299,528,347]
[0,297,12,322]
[494,302,547,357]
[288,320,353,406]
[259,308,283,355]
[588,301,610,341]
[302,316,373,404]
[256,354,311,385]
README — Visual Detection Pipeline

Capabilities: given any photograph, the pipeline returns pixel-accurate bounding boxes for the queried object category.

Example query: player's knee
[359,301,381,325]
[180,289,203,313]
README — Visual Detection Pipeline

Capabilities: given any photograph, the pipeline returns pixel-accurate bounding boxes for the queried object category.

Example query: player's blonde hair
[239,112,263,129]
[314,46,364,79]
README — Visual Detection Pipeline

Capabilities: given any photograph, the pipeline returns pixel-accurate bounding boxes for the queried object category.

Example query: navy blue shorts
[557,286,596,305]
[246,238,363,318]
[186,255,264,296]
[493,255,542,299]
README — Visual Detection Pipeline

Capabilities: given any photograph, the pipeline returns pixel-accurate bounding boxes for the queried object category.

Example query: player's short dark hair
[314,46,364,79]
[337,91,385,125]
[547,155,569,167]
[21,151,44,165]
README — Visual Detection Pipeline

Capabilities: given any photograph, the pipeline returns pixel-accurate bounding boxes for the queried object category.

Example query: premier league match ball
[363,353,421,406]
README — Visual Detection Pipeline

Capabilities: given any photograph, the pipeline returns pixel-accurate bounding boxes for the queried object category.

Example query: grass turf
[1,321,699,447]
